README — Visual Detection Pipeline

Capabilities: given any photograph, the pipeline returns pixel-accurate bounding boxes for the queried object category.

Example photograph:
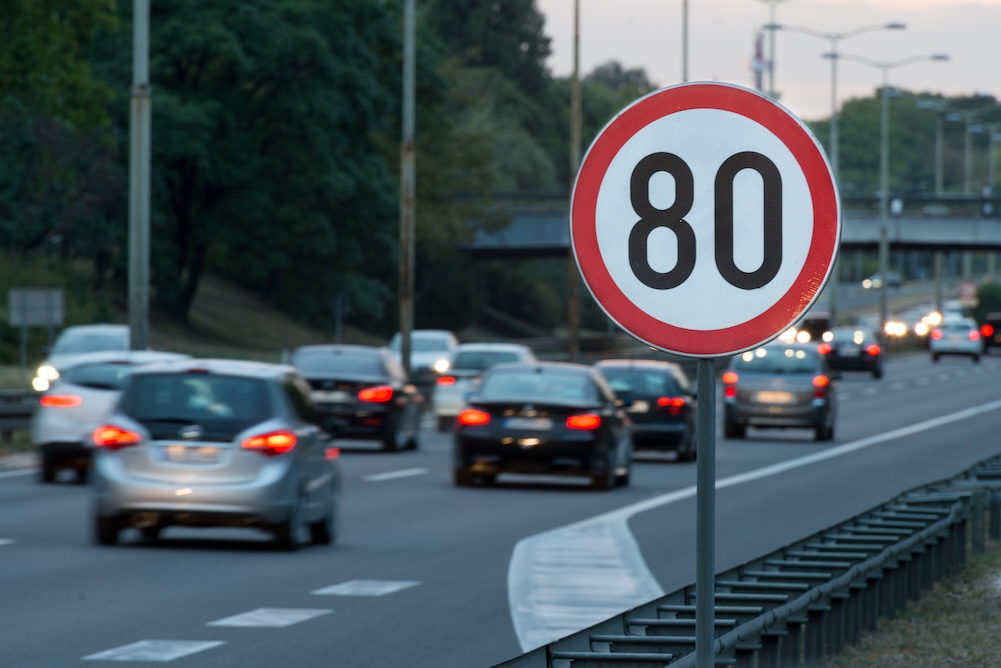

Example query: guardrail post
[972,491,986,554]
[990,490,1001,540]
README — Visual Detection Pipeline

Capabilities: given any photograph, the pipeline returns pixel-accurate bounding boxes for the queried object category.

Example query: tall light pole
[756,0,792,98]
[399,0,416,375]
[567,0,581,362]
[916,99,948,314]
[128,0,151,351]
[837,52,949,335]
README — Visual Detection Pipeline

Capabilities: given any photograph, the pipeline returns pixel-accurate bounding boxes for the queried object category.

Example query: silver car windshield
[733,348,819,374]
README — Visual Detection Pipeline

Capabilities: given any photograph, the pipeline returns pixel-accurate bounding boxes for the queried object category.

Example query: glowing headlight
[884,321,907,337]
[37,365,59,381]
[433,358,450,374]
[31,377,50,392]
[796,330,812,344]
[914,322,929,337]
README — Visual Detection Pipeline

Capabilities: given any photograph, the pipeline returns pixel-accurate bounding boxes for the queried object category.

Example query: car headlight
[37,364,59,381]
[433,358,450,374]
[31,377,50,392]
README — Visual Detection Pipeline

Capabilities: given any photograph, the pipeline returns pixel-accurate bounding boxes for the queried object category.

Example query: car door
[593,371,633,468]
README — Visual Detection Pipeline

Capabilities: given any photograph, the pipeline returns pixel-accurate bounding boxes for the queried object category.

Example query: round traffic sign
[571,82,840,358]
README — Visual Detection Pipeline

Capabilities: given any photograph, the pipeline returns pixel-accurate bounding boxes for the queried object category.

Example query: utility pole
[399,0,416,374]
[567,0,581,362]
[128,0,151,351]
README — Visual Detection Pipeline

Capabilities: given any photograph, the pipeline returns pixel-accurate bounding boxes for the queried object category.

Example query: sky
[535,0,1001,122]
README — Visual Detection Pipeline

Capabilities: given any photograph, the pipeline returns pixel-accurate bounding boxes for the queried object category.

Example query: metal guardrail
[495,455,1001,668]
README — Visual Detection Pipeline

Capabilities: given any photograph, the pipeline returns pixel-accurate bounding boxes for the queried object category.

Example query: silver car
[32,350,189,484]
[33,324,131,391]
[929,317,983,363]
[91,359,341,550]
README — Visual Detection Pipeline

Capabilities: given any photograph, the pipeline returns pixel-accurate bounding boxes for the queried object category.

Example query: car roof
[129,358,296,379]
[55,350,190,369]
[453,342,531,353]
[57,323,129,337]
[490,361,595,375]
[595,358,683,370]
[293,344,386,356]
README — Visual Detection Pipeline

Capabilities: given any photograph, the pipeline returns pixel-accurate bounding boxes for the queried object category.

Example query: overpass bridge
[462,194,1001,259]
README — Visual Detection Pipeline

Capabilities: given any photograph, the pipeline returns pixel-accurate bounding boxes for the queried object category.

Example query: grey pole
[399,0,416,375]
[567,0,581,362]
[878,79,890,336]
[695,357,716,668]
[128,0,151,351]
[681,0,689,83]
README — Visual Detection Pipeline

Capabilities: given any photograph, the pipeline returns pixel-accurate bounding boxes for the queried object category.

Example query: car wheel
[973,354,981,364]
[140,525,162,542]
[437,416,452,433]
[309,500,337,546]
[815,423,835,442]
[381,415,402,452]
[724,421,746,440]
[273,495,303,552]
[454,467,474,487]
[75,466,89,485]
[873,367,883,379]
[932,353,940,363]
[94,514,121,546]
[591,450,616,491]
[677,433,696,462]
[39,454,56,484]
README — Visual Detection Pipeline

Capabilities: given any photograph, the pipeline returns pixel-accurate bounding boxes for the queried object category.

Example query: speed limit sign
[571,82,840,358]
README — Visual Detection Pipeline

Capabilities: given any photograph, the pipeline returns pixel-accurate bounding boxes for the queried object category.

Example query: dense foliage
[0,0,997,348]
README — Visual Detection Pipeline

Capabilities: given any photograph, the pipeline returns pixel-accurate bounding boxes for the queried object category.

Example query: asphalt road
[2,348,1000,667]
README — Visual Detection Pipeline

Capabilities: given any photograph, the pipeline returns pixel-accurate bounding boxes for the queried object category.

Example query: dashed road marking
[363,468,428,482]
[313,580,420,597]
[0,539,13,547]
[83,640,224,662]
[208,608,331,628]
[890,382,907,390]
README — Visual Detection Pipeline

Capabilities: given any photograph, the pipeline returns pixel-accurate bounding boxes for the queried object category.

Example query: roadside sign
[571,82,840,358]
[958,280,978,307]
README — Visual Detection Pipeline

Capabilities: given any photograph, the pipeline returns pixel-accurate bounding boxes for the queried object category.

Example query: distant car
[388,330,459,385]
[595,359,698,461]
[91,358,341,549]
[862,271,902,289]
[291,344,422,451]
[929,318,982,363]
[432,342,536,432]
[979,313,1001,353]
[31,350,190,484]
[33,324,130,391]
[818,328,884,379]
[453,361,633,490]
[722,342,837,441]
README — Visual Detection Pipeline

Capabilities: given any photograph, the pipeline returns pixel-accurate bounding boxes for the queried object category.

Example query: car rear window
[600,369,681,397]
[62,362,135,390]
[452,350,521,371]
[733,347,820,374]
[292,349,385,376]
[119,373,272,440]
[479,369,597,403]
[52,333,129,355]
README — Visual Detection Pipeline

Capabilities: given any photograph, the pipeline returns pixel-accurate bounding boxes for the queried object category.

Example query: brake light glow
[657,397,686,415]
[866,344,881,356]
[358,385,394,403]
[566,413,601,430]
[813,375,830,399]
[930,329,943,340]
[982,324,995,337]
[436,376,456,386]
[457,408,490,426]
[722,371,738,398]
[817,343,832,355]
[241,430,297,456]
[40,394,82,408]
[969,330,981,341]
[93,425,141,450]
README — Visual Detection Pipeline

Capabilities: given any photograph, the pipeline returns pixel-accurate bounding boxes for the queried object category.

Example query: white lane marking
[862,387,879,395]
[313,579,420,597]
[0,468,35,479]
[917,377,931,385]
[363,468,428,482]
[890,382,907,391]
[509,397,1001,652]
[208,608,331,627]
[0,539,13,547]
[83,640,224,662]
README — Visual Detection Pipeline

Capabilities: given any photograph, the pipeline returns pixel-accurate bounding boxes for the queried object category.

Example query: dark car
[595,358,697,461]
[979,313,1001,353]
[91,359,341,550]
[453,362,633,490]
[818,327,884,378]
[290,344,423,451]
[722,342,837,441]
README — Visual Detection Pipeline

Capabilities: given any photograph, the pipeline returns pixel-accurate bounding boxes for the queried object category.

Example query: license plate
[312,390,351,403]
[626,400,650,414]
[505,417,553,430]
[159,445,219,464]
[839,348,860,357]
[756,390,795,405]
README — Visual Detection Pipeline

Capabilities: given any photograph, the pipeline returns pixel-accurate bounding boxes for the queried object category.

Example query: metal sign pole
[696,357,716,667]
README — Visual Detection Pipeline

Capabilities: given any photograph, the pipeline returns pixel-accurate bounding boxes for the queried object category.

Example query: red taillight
[982,324,995,337]
[93,425,141,450]
[969,330,981,341]
[325,447,341,460]
[930,329,943,340]
[566,413,601,430]
[457,408,490,426]
[866,344,881,356]
[241,430,297,456]
[40,394,82,408]
[436,376,456,386]
[722,371,738,398]
[657,396,686,415]
[358,385,394,403]
[813,374,830,399]
[817,343,832,355]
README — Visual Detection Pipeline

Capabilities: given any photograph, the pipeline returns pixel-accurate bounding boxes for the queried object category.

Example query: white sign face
[571,82,840,357]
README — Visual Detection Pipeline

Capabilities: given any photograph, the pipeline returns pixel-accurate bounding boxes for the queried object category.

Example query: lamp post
[756,0,793,98]
[836,52,949,335]
[916,99,948,314]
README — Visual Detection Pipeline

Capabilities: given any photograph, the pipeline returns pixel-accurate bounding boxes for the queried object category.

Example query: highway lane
[1,351,1000,666]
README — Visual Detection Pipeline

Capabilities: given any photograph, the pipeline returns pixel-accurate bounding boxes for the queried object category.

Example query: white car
[388,330,458,383]
[33,324,131,391]
[432,342,536,432]
[929,317,982,363]
[32,350,189,483]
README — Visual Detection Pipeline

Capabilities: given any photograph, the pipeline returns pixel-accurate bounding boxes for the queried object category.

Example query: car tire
[873,368,883,379]
[75,467,89,485]
[140,525,162,542]
[591,450,616,491]
[39,454,56,484]
[94,515,121,546]
[273,496,303,552]
[677,433,697,462]
[437,416,452,433]
[382,416,402,452]
[973,354,981,364]
[454,468,474,487]
[815,423,835,442]
[309,501,337,546]
[932,353,940,363]
[724,421,746,440]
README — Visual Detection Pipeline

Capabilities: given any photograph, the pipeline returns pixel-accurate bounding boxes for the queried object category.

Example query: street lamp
[756,0,793,98]
[835,52,950,335]
[943,101,999,194]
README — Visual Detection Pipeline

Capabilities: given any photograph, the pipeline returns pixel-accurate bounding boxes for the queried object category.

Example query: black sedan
[290,344,423,451]
[818,327,884,378]
[595,358,697,461]
[453,362,633,490]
